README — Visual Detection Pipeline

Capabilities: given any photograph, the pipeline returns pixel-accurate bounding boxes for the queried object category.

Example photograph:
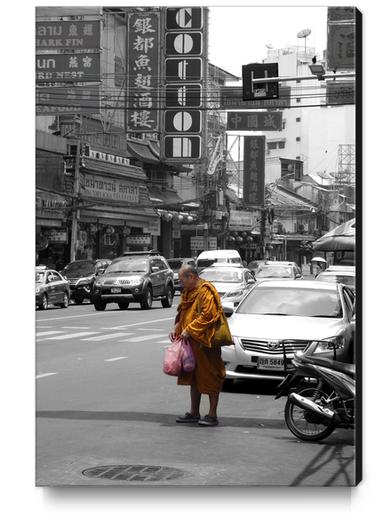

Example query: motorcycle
[275,341,355,441]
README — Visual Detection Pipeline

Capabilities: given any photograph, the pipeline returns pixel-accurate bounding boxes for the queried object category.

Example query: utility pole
[70,140,81,262]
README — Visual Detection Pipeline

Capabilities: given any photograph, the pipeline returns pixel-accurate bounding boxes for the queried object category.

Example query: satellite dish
[266,44,273,49]
[297,28,311,38]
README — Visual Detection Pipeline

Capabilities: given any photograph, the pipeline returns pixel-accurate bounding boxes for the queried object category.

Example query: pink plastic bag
[163,338,183,376]
[181,338,196,373]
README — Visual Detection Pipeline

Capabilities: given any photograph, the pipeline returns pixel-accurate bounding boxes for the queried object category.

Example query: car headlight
[76,276,94,286]
[128,276,143,286]
[314,336,345,353]
[223,289,244,299]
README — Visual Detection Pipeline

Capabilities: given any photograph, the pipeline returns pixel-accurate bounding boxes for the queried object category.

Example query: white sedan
[222,280,356,382]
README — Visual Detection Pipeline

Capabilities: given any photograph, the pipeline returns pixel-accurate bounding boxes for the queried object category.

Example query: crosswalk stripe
[45,332,99,340]
[36,372,58,379]
[119,333,167,343]
[36,331,64,337]
[104,357,128,362]
[62,326,91,329]
[81,332,134,342]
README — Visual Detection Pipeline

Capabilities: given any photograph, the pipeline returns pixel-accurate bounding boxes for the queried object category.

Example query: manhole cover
[82,465,185,482]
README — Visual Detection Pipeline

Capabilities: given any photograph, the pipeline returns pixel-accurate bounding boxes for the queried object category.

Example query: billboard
[36,21,101,49]
[326,80,355,105]
[36,53,100,82]
[243,136,265,206]
[220,86,291,110]
[36,86,100,115]
[227,111,282,131]
[127,11,161,133]
[161,7,207,162]
[327,7,356,70]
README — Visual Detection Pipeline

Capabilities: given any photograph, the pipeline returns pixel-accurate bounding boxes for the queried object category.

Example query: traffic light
[242,63,279,101]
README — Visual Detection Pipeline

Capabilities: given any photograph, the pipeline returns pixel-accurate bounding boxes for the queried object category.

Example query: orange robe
[175,279,226,394]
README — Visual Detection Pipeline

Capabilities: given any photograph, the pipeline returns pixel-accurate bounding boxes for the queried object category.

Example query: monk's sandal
[198,415,219,427]
[176,412,200,423]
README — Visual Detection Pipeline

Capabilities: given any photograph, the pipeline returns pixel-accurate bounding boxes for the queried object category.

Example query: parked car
[166,257,197,292]
[36,267,70,310]
[316,266,356,291]
[221,280,356,383]
[199,266,256,305]
[196,249,243,272]
[254,261,302,282]
[92,250,174,311]
[61,259,111,304]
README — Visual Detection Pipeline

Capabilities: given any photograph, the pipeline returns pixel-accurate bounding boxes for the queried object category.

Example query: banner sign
[280,158,303,180]
[126,235,152,246]
[36,53,100,82]
[36,86,100,115]
[220,86,291,110]
[36,21,101,49]
[229,210,256,230]
[127,11,160,133]
[161,7,206,163]
[243,136,265,206]
[326,80,355,105]
[80,172,140,203]
[227,111,282,131]
[327,7,356,70]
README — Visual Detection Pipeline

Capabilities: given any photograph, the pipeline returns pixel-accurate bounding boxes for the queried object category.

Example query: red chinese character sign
[127,11,160,133]
[243,136,265,207]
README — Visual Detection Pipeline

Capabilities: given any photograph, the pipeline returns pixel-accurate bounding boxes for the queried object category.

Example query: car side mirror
[222,302,235,317]
[248,277,255,284]
[96,267,106,276]
[151,266,159,273]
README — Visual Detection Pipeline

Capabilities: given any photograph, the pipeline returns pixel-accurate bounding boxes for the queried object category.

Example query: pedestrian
[169,264,227,427]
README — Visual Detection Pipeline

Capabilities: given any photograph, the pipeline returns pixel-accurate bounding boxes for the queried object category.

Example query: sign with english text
[80,172,140,203]
[127,11,160,133]
[227,111,282,131]
[36,53,100,83]
[36,86,100,115]
[36,21,101,49]
[243,136,265,207]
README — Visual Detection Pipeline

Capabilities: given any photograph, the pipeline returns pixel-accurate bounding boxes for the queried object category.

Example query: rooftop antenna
[297,28,311,54]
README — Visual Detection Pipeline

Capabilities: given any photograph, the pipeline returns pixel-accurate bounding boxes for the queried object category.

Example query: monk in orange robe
[170,264,226,426]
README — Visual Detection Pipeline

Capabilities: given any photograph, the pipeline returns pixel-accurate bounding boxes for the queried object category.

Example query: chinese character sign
[36,53,100,82]
[127,11,160,132]
[243,136,265,206]
[227,111,282,131]
[36,21,101,49]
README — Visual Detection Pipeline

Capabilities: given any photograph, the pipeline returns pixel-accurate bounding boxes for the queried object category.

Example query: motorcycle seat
[298,355,355,377]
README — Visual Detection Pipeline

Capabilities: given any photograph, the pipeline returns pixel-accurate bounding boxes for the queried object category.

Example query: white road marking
[36,326,52,329]
[62,326,91,329]
[36,372,58,379]
[81,332,134,342]
[45,332,99,340]
[136,327,170,332]
[114,317,173,329]
[104,357,128,362]
[119,333,167,343]
[36,331,64,337]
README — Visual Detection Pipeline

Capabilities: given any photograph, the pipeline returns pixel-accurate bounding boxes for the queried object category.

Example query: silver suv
[92,251,174,311]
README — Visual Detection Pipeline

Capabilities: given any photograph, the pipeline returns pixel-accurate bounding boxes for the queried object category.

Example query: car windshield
[200,269,243,283]
[36,272,45,283]
[63,261,95,275]
[317,274,355,287]
[197,259,216,269]
[167,259,184,271]
[256,266,293,278]
[106,259,147,273]
[236,287,343,318]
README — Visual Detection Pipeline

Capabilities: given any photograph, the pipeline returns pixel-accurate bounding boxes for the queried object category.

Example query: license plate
[110,287,121,293]
[257,357,284,370]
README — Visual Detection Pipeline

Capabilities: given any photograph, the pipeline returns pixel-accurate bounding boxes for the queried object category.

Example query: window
[296,137,301,142]
[267,142,277,150]
[296,117,301,122]
[282,120,286,129]
[342,289,353,318]
[51,272,61,281]
[296,156,301,160]
[278,141,285,149]
[296,98,301,103]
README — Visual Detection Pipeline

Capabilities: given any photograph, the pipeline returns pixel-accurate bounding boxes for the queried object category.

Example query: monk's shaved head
[179,264,199,278]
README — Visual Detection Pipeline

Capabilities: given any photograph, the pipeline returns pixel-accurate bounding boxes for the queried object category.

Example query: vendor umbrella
[311,256,327,263]
[312,218,355,252]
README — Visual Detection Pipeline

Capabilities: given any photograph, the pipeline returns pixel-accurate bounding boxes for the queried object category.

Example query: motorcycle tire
[284,384,336,442]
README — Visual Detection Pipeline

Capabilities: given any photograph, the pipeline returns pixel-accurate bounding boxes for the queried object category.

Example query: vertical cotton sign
[243,136,266,207]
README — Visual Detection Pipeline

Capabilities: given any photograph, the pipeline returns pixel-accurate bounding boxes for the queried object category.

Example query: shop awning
[148,187,184,206]
[312,218,355,251]
[127,138,160,165]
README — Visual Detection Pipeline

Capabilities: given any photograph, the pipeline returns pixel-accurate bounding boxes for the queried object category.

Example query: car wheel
[161,285,174,308]
[118,302,129,310]
[60,292,69,308]
[39,294,48,310]
[93,298,107,311]
[140,287,153,310]
[222,379,235,391]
